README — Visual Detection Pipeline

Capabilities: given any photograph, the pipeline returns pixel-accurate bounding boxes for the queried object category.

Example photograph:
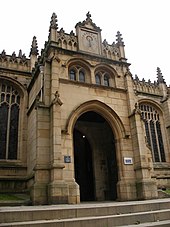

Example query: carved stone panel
[78,28,101,55]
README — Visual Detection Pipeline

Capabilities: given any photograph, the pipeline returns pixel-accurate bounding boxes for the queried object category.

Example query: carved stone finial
[21,54,26,62]
[59,28,65,33]
[154,80,158,86]
[75,12,101,32]
[157,67,165,84]
[49,12,58,30]
[116,31,124,46]
[18,49,22,58]
[86,11,92,21]
[0,50,7,61]
[103,39,108,47]
[70,30,75,36]
[148,79,151,85]
[30,36,39,56]
[135,74,139,81]
[142,78,145,83]
[0,50,6,59]
[10,52,17,62]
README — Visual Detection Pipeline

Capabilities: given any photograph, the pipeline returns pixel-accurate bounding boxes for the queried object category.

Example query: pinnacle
[49,12,58,31]
[157,67,165,84]
[29,36,39,56]
[116,31,124,46]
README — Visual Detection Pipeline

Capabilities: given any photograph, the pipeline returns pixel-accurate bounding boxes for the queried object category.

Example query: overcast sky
[1,0,170,85]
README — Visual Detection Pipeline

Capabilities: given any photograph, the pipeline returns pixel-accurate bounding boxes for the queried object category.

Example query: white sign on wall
[124,157,133,165]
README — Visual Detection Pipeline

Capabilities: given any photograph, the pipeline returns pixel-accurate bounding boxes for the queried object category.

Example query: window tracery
[95,74,101,85]
[95,71,111,87]
[0,81,20,160]
[79,70,85,82]
[139,103,166,162]
[69,65,86,82]
[69,69,76,80]
[104,74,110,86]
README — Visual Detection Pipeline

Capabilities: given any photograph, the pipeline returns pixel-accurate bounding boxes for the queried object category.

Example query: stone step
[0,209,170,227]
[1,199,170,223]
[0,199,170,226]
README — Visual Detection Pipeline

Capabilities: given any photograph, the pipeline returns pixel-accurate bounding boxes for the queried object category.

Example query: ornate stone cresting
[102,38,120,60]
[0,49,29,70]
[133,74,161,96]
[30,36,39,56]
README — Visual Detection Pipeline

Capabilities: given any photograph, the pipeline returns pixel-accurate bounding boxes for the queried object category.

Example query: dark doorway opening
[73,111,118,202]
[73,129,95,201]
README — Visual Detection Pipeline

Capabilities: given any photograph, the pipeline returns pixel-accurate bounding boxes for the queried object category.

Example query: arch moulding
[64,100,129,140]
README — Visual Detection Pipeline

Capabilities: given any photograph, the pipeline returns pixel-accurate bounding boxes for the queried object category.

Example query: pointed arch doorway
[73,111,118,202]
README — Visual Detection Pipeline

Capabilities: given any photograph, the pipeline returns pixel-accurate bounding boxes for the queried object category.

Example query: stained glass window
[0,81,20,160]
[139,104,166,162]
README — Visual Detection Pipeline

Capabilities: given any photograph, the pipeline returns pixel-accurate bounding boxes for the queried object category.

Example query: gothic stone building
[0,12,170,205]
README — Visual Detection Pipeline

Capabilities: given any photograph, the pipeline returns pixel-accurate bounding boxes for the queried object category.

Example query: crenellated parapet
[0,49,30,72]
[56,29,78,51]
[133,75,161,96]
[102,39,120,61]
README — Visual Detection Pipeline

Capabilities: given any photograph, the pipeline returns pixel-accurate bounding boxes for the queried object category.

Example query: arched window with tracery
[0,81,20,160]
[139,103,166,162]
[95,68,114,87]
[104,74,110,86]
[69,69,76,81]
[79,70,85,82]
[69,64,88,83]
[95,74,101,85]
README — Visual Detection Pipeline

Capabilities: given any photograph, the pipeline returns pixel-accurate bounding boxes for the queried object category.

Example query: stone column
[47,57,69,204]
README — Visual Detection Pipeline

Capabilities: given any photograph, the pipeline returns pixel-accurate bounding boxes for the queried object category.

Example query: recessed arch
[67,58,91,84]
[94,64,118,77]
[138,99,166,162]
[73,110,119,201]
[0,75,27,97]
[94,64,117,87]
[67,58,91,70]
[138,99,163,115]
[0,77,27,160]
[64,100,128,140]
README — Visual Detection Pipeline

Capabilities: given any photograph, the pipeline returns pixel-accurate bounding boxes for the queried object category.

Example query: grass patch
[0,194,24,201]
[165,189,170,194]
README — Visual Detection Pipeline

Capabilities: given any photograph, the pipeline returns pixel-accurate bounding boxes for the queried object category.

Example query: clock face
[81,31,99,54]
